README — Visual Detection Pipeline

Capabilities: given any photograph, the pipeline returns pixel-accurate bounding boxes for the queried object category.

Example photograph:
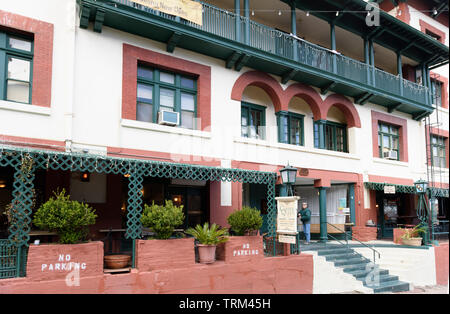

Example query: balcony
[79,0,437,119]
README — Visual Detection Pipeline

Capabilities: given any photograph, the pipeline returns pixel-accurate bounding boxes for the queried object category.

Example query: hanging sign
[276,196,300,235]
[384,185,396,194]
[130,0,203,25]
[278,234,296,244]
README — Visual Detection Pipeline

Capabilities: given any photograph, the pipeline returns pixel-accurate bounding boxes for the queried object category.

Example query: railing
[0,240,18,279]
[327,223,381,263]
[103,0,429,104]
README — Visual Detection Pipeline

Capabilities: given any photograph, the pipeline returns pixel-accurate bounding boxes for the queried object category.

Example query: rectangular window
[313,120,347,152]
[277,112,304,146]
[0,32,33,104]
[136,65,197,129]
[378,123,400,160]
[431,79,443,107]
[241,102,265,140]
[431,135,446,168]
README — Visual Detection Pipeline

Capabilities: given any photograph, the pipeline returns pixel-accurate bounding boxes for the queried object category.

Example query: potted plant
[401,224,427,246]
[33,189,97,244]
[136,200,196,271]
[215,207,264,263]
[27,189,103,281]
[227,206,263,236]
[185,223,229,264]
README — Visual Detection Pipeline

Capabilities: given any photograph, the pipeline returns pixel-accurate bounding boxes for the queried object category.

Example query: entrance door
[377,192,400,239]
[166,186,207,229]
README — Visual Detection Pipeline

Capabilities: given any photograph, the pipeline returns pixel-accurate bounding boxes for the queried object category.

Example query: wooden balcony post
[364,37,370,85]
[235,0,241,42]
[330,21,337,74]
[291,1,298,61]
[244,0,249,44]
[397,52,403,96]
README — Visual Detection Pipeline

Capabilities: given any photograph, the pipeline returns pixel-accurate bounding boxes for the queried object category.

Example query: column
[318,187,328,242]
[364,37,370,85]
[235,0,241,42]
[397,52,403,96]
[291,1,298,61]
[244,0,249,44]
[349,184,356,225]
[330,21,337,74]
[369,39,375,86]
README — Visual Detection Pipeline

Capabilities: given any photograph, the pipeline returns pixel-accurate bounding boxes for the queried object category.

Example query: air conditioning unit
[383,150,398,160]
[158,110,179,126]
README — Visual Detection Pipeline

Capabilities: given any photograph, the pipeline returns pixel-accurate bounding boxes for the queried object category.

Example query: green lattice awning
[364,182,449,198]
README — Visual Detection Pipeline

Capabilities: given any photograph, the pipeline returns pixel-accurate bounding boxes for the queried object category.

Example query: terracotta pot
[401,237,422,247]
[197,244,217,264]
[104,254,131,269]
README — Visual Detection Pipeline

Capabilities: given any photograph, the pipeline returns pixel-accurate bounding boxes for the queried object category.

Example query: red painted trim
[282,83,323,121]
[419,19,446,44]
[367,175,414,186]
[0,10,53,107]
[322,94,361,128]
[122,44,211,131]
[371,110,409,162]
[0,134,65,151]
[430,72,449,109]
[231,71,285,112]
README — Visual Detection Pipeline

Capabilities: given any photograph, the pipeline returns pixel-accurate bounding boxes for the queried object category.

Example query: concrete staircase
[303,243,410,293]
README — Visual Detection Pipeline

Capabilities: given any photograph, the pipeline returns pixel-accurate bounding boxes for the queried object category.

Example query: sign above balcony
[130,0,202,25]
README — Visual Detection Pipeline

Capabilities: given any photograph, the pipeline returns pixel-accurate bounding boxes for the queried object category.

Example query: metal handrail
[326,222,381,263]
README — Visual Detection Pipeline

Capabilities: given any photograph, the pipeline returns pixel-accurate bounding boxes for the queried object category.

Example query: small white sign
[278,235,296,244]
[384,185,396,194]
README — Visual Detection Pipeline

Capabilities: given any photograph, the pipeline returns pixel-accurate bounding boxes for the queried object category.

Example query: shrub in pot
[401,224,427,246]
[185,223,228,264]
[227,206,263,236]
[140,200,184,239]
[33,189,97,244]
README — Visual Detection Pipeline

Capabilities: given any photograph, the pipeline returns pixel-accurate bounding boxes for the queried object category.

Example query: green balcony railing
[103,0,430,105]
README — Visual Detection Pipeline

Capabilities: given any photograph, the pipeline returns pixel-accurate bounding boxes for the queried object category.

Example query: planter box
[26,241,104,282]
[135,238,195,271]
[216,235,263,263]
[394,228,413,244]
[352,226,377,242]
[401,237,422,247]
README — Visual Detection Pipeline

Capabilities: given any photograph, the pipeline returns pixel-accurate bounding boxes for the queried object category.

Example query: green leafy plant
[227,206,263,236]
[33,189,97,244]
[140,200,184,239]
[185,222,229,245]
[401,224,427,240]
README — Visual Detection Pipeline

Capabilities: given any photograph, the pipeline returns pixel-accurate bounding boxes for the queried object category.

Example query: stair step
[367,280,410,293]
[334,257,370,267]
[325,253,359,261]
[342,263,373,273]
[347,268,389,279]
[318,248,355,256]
[360,274,399,285]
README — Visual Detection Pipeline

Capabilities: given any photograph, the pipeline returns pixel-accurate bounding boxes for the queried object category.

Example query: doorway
[166,185,208,229]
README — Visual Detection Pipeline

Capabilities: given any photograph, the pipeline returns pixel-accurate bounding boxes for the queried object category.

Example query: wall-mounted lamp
[0,180,6,188]
[81,172,90,182]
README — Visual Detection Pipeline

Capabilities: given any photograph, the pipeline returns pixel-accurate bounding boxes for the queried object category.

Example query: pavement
[392,284,449,294]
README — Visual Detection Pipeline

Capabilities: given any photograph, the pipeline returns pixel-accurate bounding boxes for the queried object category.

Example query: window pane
[7,57,30,81]
[160,72,175,84]
[137,66,153,80]
[290,118,301,145]
[181,93,195,111]
[181,76,195,89]
[392,137,399,150]
[391,127,398,135]
[241,126,248,137]
[431,136,437,144]
[137,102,153,123]
[9,37,32,52]
[160,88,175,108]
[181,111,194,129]
[380,124,389,133]
[6,80,30,103]
[383,135,390,148]
[137,83,153,101]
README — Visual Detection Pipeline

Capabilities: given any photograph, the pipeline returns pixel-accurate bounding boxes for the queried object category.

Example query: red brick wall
[216,236,264,263]
[0,10,54,107]
[393,228,413,244]
[352,226,377,242]
[0,254,314,294]
[434,243,449,286]
[135,238,196,271]
[25,242,104,282]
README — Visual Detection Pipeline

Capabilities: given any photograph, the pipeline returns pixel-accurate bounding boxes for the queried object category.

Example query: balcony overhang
[286,0,449,67]
[78,0,435,119]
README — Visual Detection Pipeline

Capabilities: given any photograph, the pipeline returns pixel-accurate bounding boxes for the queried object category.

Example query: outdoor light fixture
[81,172,90,182]
[414,179,428,194]
[0,180,6,188]
[279,164,297,185]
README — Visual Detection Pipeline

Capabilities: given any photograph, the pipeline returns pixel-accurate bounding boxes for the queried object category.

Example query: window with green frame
[313,120,347,152]
[431,79,443,107]
[378,122,400,160]
[0,31,33,104]
[241,102,266,140]
[136,64,197,129]
[431,135,446,168]
[277,112,304,146]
